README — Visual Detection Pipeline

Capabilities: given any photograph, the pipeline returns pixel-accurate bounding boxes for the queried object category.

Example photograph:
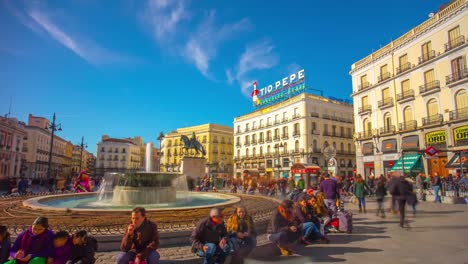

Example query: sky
[0,0,449,154]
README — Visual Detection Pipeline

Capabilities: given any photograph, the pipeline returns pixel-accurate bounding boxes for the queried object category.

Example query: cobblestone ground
[95,197,468,264]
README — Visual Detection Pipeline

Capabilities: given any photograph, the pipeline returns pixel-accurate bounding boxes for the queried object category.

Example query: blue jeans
[433,186,441,203]
[197,242,231,264]
[358,197,366,208]
[116,250,160,264]
[301,222,323,239]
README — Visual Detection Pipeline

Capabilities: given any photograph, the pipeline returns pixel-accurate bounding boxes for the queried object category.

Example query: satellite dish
[428,12,434,17]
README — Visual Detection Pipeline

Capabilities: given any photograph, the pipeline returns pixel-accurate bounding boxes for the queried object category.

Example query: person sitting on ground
[117,207,160,264]
[190,208,230,264]
[66,230,97,264]
[226,206,257,264]
[0,225,11,264]
[267,200,300,256]
[48,231,72,264]
[293,195,329,245]
[7,216,54,264]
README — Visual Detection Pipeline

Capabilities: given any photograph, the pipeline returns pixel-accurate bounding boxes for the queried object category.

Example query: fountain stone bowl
[23,172,240,213]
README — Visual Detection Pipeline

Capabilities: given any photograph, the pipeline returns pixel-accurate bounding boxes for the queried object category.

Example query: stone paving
[95,197,468,264]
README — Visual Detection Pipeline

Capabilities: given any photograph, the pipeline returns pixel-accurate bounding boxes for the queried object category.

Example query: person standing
[387,172,399,214]
[318,173,339,216]
[433,172,442,203]
[296,176,305,191]
[415,173,425,201]
[375,177,387,218]
[190,208,230,264]
[117,207,160,264]
[353,174,370,213]
[389,172,412,228]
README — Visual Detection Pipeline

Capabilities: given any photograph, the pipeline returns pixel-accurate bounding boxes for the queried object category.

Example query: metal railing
[358,105,372,114]
[418,50,436,64]
[378,97,394,108]
[419,80,440,94]
[358,81,371,91]
[444,35,465,52]
[422,114,443,126]
[446,68,468,85]
[397,89,415,102]
[378,72,392,82]
[396,62,412,74]
[379,125,396,134]
[399,120,417,131]
[449,107,468,121]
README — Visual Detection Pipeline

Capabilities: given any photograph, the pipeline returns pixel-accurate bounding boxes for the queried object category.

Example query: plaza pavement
[95,197,468,264]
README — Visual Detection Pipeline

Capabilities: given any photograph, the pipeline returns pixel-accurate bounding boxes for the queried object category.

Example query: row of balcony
[234,149,355,160]
[166,141,232,147]
[321,114,354,123]
[356,35,466,93]
[357,108,467,138]
[322,131,354,138]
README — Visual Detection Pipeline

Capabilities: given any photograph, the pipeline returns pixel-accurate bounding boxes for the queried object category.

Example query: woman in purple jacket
[6,217,54,264]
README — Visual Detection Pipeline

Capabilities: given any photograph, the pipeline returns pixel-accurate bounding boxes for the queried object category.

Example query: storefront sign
[363,156,374,162]
[381,139,397,153]
[425,130,446,144]
[382,153,399,160]
[252,69,306,108]
[402,135,419,150]
[454,126,468,141]
[362,142,374,155]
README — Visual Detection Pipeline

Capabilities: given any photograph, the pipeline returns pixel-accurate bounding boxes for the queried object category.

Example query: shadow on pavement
[352,225,387,234]
[409,224,468,231]
[329,234,391,244]
[417,210,464,215]
[362,220,413,225]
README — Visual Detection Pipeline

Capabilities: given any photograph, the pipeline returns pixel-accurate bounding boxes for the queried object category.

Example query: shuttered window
[404,107,413,122]
[381,64,388,75]
[422,41,432,58]
[362,96,369,106]
[401,79,410,93]
[427,99,438,116]
[399,54,408,67]
[448,26,460,44]
[455,90,468,110]
[424,69,435,84]
[382,88,390,100]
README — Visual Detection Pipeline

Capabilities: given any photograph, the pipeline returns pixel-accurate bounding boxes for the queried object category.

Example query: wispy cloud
[229,40,279,97]
[142,0,189,42]
[5,1,139,66]
[183,11,251,78]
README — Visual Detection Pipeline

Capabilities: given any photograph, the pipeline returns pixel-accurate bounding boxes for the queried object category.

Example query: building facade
[24,114,73,179]
[233,93,355,179]
[160,124,234,175]
[71,145,92,175]
[350,0,468,178]
[0,117,27,179]
[95,135,143,177]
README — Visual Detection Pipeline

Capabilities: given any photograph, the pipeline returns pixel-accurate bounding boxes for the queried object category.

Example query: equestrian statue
[180,132,206,156]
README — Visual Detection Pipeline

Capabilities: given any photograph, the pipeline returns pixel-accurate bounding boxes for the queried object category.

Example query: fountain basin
[23,192,241,213]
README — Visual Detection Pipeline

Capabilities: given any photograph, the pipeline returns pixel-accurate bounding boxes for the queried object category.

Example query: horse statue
[180,132,206,156]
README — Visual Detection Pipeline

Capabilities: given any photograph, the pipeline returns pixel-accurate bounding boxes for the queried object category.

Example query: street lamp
[46,113,62,180]
[78,136,88,173]
[157,132,165,172]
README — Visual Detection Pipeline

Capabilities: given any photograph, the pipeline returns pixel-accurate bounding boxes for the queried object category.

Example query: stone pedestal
[181,157,206,181]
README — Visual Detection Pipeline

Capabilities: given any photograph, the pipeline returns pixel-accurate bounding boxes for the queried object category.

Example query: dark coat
[190,217,228,250]
[68,237,97,264]
[0,236,10,263]
[292,206,315,227]
[267,209,296,234]
[121,219,159,260]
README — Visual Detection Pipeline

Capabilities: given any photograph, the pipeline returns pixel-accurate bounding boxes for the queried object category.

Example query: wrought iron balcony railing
[446,68,468,85]
[378,97,394,109]
[418,50,436,64]
[358,105,372,114]
[444,35,465,52]
[378,72,392,82]
[399,120,417,131]
[396,62,412,74]
[449,107,468,121]
[397,89,415,102]
[422,114,443,126]
[419,80,440,95]
[379,125,396,135]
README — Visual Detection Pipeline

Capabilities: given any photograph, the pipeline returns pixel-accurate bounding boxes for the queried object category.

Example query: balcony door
[422,41,432,60]
[427,99,438,117]
[424,69,435,85]
[384,112,392,130]
[363,118,371,136]
[382,87,389,101]
[451,56,465,80]
[448,26,460,46]
[403,106,413,123]
[401,79,410,94]
[455,90,468,111]
[399,54,408,68]
[362,96,369,109]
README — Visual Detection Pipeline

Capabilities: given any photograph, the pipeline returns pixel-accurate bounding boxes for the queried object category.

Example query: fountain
[23,139,240,212]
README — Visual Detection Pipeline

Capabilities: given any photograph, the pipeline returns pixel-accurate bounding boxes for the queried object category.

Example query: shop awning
[291,163,320,174]
[446,152,468,168]
[389,154,422,172]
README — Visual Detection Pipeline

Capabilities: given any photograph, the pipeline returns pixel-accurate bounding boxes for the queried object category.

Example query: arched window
[403,106,413,123]
[332,142,337,149]
[259,146,263,156]
[246,148,249,157]
[348,143,352,152]
[267,145,271,154]
[427,98,438,116]
[313,139,317,149]
[363,118,372,136]
[295,140,300,152]
[283,143,288,153]
[253,147,256,157]
[455,89,468,110]
[324,141,329,149]
[340,142,344,151]
[383,112,392,130]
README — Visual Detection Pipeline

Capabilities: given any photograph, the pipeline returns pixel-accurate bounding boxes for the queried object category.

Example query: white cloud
[231,40,279,97]
[226,69,234,85]
[183,11,250,78]
[143,0,188,41]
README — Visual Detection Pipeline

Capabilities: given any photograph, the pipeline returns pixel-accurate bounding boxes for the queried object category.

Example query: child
[49,231,72,264]
[66,231,97,264]
[0,225,11,264]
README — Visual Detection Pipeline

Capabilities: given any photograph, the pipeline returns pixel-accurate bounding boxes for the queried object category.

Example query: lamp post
[157,132,165,172]
[78,136,88,173]
[46,113,62,180]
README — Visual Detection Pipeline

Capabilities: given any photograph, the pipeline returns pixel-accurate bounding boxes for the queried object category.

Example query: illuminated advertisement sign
[252,69,306,108]
[425,130,447,144]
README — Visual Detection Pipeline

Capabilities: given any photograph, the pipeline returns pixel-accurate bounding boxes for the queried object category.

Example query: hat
[32,216,49,228]
[307,188,314,196]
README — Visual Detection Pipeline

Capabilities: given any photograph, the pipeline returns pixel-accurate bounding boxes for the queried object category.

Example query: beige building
[71,145,92,174]
[233,93,355,180]
[0,116,27,179]
[160,124,234,175]
[350,0,468,178]
[24,114,73,179]
[96,135,143,177]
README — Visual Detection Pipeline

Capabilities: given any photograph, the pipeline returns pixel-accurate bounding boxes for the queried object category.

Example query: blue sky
[0,0,448,154]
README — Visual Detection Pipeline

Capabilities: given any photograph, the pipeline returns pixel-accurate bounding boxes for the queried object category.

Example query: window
[267,117,271,125]
[362,95,369,107]
[324,124,328,133]
[267,145,271,154]
[403,106,413,122]
[360,75,368,88]
[293,123,300,134]
[455,90,468,110]
[283,143,288,152]
[295,140,300,152]
[382,87,389,100]
[283,112,287,120]
[259,132,264,141]
[348,143,352,152]
[294,107,299,115]
[399,54,408,68]
[267,131,272,139]
[448,26,461,47]
[237,149,240,157]
[236,137,240,145]
[312,122,316,131]
[253,121,256,129]
[340,126,344,136]
[380,64,388,79]
[363,118,372,135]
[384,112,392,129]
[274,128,280,138]
[275,114,279,122]
[237,125,240,133]
[427,99,438,116]
[401,79,410,93]
[245,135,250,144]
[246,149,249,157]
[421,41,432,60]
[252,134,257,142]
[451,56,465,80]
[259,120,263,127]
[332,125,336,135]
[283,126,288,135]
[313,140,317,149]
[253,148,256,157]
[259,146,263,156]
[245,123,249,130]
[424,69,435,84]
